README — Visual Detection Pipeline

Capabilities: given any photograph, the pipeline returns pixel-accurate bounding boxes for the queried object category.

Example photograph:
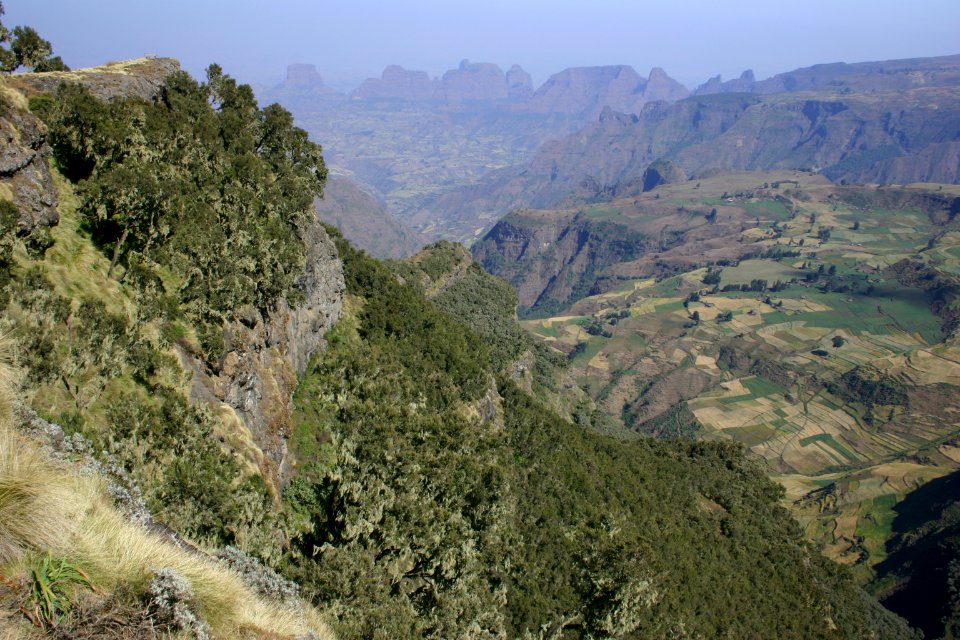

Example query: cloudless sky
[6,0,960,92]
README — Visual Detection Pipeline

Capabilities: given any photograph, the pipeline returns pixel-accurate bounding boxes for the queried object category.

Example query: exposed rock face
[0,105,58,232]
[506,64,533,100]
[435,59,508,103]
[352,65,437,101]
[283,63,326,88]
[643,67,691,103]
[695,69,757,95]
[7,57,180,102]
[524,65,643,115]
[473,209,650,310]
[429,83,960,232]
[641,158,687,192]
[186,220,344,488]
[522,65,688,117]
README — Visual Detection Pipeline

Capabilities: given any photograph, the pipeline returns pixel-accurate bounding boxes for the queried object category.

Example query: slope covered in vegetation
[0,58,922,639]
[281,233,918,639]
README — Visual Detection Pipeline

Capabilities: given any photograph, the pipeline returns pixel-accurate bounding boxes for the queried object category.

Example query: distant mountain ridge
[696,53,960,95]
[344,59,687,113]
[262,52,960,246]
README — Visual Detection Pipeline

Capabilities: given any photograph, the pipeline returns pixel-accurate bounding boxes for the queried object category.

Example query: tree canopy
[41,65,326,357]
[0,3,68,72]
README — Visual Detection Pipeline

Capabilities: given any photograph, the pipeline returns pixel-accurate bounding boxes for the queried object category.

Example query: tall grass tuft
[0,335,335,639]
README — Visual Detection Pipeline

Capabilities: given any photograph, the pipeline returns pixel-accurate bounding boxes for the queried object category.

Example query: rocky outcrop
[183,220,344,488]
[642,67,690,103]
[641,158,687,192]
[695,69,757,95]
[524,65,643,116]
[521,65,688,117]
[0,102,58,232]
[473,210,650,311]
[352,65,437,101]
[506,64,533,100]
[435,59,509,103]
[282,63,327,88]
[7,57,180,102]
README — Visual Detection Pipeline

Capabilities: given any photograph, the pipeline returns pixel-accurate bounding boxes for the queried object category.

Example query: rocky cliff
[522,65,689,117]
[472,208,651,312]
[435,59,510,103]
[187,218,344,487]
[7,61,347,491]
[6,57,180,102]
[351,65,437,101]
[0,92,58,232]
[427,83,960,234]
[506,64,533,100]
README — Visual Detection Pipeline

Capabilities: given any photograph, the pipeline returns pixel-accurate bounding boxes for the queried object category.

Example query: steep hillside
[314,174,425,259]
[695,53,960,95]
[0,66,337,638]
[283,229,917,640]
[478,170,960,636]
[432,81,960,238]
[0,60,920,639]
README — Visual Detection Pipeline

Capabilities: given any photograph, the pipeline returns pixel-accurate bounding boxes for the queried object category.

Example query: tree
[10,26,50,69]
[0,5,68,73]
[832,335,846,348]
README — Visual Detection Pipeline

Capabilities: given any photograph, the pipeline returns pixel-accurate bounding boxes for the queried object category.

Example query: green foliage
[283,233,914,639]
[0,6,66,73]
[432,263,529,371]
[335,235,489,405]
[41,66,325,359]
[3,264,276,554]
[25,553,94,629]
[826,366,908,408]
[102,389,265,544]
[0,199,17,293]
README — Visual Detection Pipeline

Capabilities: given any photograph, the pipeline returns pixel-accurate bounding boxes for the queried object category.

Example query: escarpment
[187,219,344,487]
[0,97,58,232]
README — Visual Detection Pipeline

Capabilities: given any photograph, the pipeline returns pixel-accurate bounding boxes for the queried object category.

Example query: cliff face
[184,218,344,487]
[351,65,437,101]
[7,57,181,102]
[473,210,650,311]
[428,84,960,234]
[522,65,689,117]
[0,101,58,232]
[435,59,509,103]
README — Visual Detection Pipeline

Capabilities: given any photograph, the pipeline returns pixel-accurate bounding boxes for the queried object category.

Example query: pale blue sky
[7,0,960,92]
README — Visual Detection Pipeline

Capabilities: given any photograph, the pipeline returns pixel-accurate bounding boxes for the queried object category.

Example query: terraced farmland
[519,176,960,581]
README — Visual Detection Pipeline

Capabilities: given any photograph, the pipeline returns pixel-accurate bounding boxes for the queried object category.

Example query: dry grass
[0,345,334,639]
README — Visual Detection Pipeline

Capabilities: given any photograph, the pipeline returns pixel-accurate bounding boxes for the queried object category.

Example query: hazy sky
[7,0,960,92]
